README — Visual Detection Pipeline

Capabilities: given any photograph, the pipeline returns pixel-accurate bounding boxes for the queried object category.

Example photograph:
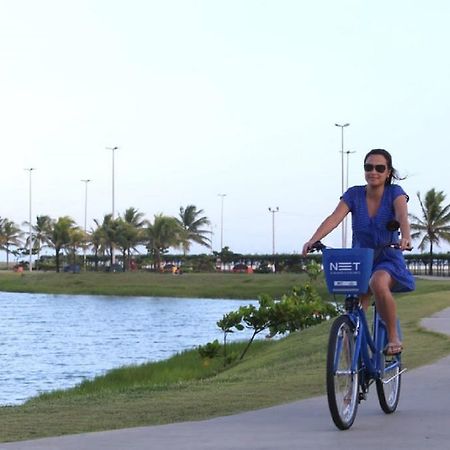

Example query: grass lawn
[0,276,449,442]
[0,271,307,299]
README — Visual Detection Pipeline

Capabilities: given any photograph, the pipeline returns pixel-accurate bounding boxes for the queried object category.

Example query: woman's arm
[302,200,350,255]
[394,194,412,250]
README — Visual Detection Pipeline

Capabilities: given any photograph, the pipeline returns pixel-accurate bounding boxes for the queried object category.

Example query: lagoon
[0,292,256,406]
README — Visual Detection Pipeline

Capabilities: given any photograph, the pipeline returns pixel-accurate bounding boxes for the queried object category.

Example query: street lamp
[25,168,36,272]
[106,146,118,219]
[218,194,226,251]
[335,123,350,247]
[344,150,356,248]
[81,179,91,270]
[268,207,279,255]
[345,150,356,191]
[106,146,118,265]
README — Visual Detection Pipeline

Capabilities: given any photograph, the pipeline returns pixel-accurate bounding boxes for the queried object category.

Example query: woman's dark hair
[364,148,404,185]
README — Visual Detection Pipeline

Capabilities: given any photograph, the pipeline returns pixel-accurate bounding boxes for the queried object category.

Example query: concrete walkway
[2,308,450,450]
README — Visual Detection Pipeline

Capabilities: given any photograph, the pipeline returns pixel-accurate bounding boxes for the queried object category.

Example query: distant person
[302,149,415,355]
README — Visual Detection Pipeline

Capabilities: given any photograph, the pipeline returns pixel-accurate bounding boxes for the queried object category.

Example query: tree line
[0,188,450,274]
[0,205,211,272]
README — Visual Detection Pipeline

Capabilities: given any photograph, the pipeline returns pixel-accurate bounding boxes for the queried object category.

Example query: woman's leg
[369,270,402,354]
[359,293,372,311]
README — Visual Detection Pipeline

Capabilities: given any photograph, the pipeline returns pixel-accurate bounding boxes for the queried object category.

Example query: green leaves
[304,260,322,281]
[198,340,221,359]
[177,205,211,255]
[410,188,450,274]
[217,310,245,334]
[214,282,338,362]
[145,214,185,270]
[0,217,23,268]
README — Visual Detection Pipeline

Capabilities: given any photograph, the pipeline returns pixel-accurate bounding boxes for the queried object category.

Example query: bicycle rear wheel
[376,353,402,413]
[326,315,359,430]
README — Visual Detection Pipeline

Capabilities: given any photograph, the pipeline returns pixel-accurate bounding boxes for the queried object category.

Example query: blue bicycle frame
[335,295,402,386]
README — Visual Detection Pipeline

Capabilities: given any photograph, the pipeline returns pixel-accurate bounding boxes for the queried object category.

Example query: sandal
[383,342,403,356]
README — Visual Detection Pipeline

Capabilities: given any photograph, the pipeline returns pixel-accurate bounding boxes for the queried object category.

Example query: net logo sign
[329,261,361,273]
[323,249,372,293]
[329,261,362,290]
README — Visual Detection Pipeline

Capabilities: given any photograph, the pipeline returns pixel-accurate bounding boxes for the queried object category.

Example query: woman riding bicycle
[302,149,415,356]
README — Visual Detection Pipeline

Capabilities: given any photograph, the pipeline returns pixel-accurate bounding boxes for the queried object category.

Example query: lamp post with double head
[218,194,226,251]
[106,146,118,265]
[25,168,36,272]
[268,207,279,255]
[344,150,356,247]
[335,123,350,247]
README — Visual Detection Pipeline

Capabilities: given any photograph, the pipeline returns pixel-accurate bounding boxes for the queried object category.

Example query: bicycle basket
[322,248,374,294]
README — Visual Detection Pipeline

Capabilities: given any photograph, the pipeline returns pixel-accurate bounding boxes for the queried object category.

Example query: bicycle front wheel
[326,315,359,430]
[376,353,402,413]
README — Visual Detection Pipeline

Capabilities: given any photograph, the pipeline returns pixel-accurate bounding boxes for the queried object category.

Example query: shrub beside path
[2,308,450,450]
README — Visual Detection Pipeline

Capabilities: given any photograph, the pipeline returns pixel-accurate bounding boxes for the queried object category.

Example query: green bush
[191,256,216,272]
[198,339,221,359]
[216,282,338,362]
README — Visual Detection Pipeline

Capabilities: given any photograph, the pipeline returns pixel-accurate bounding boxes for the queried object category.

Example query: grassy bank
[1,278,450,442]
[0,271,308,299]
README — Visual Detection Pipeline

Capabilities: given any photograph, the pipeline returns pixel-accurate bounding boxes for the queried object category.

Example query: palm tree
[123,207,146,229]
[177,205,211,255]
[145,214,184,270]
[0,218,23,268]
[91,219,107,271]
[65,226,85,267]
[23,215,53,264]
[409,188,450,275]
[47,216,77,272]
[115,219,135,271]
[119,207,146,270]
[96,214,121,267]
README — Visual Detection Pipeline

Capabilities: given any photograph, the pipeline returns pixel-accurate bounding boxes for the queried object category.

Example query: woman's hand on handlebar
[302,240,325,256]
[302,241,315,256]
[399,237,413,251]
[388,238,413,251]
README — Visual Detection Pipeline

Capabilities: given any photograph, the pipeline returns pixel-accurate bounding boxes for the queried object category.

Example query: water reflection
[0,292,257,405]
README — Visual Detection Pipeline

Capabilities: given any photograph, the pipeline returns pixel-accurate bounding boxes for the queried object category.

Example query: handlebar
[385,243,413,251]
[307,241,413,254]
[307,241,326,253]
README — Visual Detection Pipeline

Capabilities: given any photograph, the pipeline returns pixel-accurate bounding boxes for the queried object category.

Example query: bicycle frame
[334,295,402,385]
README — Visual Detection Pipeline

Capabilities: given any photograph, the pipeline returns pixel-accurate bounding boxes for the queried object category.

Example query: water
[0,292,257,406]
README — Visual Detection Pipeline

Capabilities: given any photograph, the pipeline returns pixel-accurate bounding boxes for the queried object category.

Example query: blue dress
[342,184,415,293]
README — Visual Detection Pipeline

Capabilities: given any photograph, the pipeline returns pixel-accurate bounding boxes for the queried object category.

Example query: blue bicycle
[310,242,406,430]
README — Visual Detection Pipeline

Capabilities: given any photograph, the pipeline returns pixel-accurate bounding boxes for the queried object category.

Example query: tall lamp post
[106,146,118,265]
[268,207,279,255]
[81,179,91,270]
[218,194,226,251]
[335,123,350,247]
[25,168,36,272]
[344,150,356,247]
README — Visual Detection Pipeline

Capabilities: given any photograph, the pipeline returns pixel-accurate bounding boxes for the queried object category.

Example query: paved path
[2,308,450,450]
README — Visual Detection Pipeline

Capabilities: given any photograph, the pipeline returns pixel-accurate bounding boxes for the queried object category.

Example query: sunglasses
[364,163,387,173]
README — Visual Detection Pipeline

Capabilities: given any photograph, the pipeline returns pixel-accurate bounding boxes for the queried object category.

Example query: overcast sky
[1,0,449,256]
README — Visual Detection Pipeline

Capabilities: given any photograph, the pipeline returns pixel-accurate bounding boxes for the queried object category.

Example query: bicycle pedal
[358,392,367,402]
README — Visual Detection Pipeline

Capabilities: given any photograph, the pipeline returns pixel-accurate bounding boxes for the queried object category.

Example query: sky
[1,0,450,257]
